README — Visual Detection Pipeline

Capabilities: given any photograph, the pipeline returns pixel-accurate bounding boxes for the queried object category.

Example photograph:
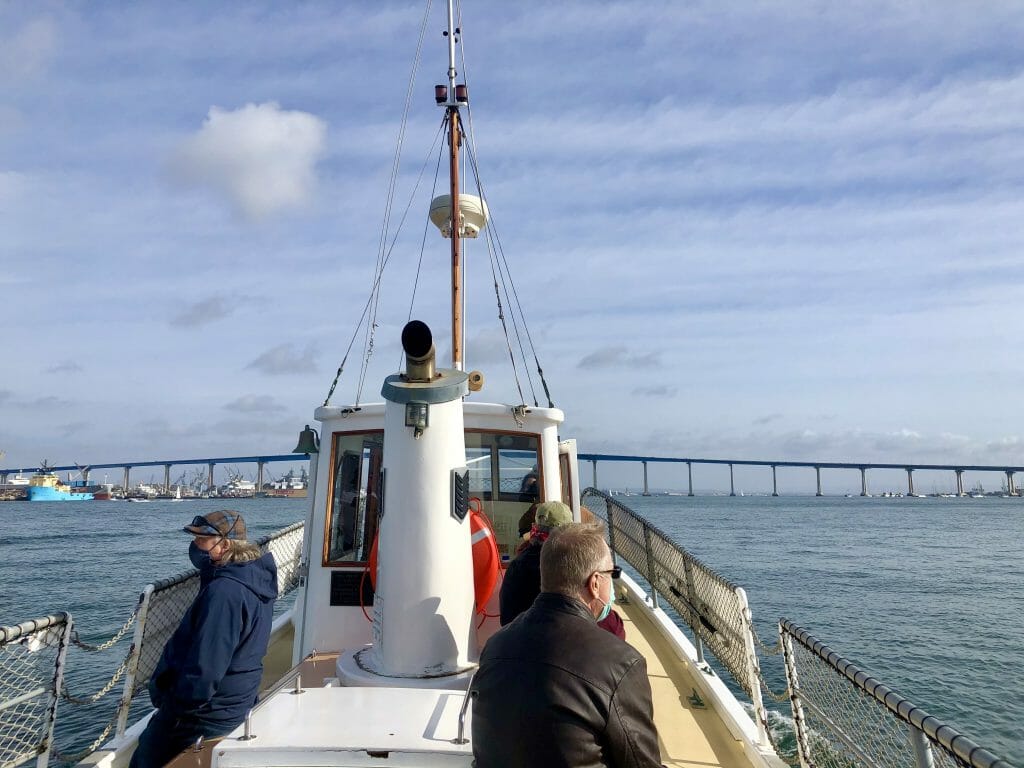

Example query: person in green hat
[498,501,624,639]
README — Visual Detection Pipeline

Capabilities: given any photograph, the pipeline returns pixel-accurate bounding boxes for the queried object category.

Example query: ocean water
[625,494,1023,764]
[1,495,1021,765]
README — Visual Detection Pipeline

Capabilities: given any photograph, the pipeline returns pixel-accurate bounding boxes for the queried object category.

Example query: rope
[355,0,433,405]
[323,120,445,407]
[751,623,783,656]
[756,666,791,703]
[70,608,138,652]
[756,708,799,767]
[61,654,131,705]
[52,709,121,764]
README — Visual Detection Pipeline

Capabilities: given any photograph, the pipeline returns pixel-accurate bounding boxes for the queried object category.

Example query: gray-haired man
[472,522,662,767]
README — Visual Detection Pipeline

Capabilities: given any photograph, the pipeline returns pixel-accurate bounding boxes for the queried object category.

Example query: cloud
[45,361,83,374]
[27,395,70,408]
[171,296,235,328]
[171,102,327,220]
[578,346,661,369]
[633,385,677,397]
[753,413,783,426]
[59,421,89,437]
[224,394,286,413]
[246,343,317,375]
[0,390,12,405]
[0,17,57,81]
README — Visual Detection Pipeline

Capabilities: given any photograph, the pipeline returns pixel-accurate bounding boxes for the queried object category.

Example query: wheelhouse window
[465,430,542,561]
[324,431,383,566]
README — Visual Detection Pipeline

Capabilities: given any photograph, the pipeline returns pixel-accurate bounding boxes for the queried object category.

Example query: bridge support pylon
[208,462,216,496]
[123,466,131,493]
[687,461,694,497]
[771,465,779,497]
[906,468,915,497]
[642,461,650,496]
[860,467,868,497]
[729,464,735,497]
[815,466,822,496]
[955,469,965,497]
[1006,470,1017,496]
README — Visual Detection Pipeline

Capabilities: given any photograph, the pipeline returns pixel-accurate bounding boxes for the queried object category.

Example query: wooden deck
[616,590,752,768]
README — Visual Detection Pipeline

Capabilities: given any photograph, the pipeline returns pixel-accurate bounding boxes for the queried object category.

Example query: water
[624,494,1023,764]
[2,495,1021,764]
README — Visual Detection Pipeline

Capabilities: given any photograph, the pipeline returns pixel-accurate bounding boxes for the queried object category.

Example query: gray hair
[219,539,263,564]
[540,522,609,597]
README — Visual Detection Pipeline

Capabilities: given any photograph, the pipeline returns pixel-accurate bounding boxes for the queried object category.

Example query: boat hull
[27,486,94,501]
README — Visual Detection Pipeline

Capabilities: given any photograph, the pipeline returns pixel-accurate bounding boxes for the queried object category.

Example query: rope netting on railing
[0,614,71,768]
[581,489,760,697]
[779,620,1018,768]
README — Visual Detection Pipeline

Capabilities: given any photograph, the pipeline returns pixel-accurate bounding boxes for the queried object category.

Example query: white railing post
[737,589,767,748]
[116,586,154,738]
[780,626,814,768]
[605,498,617,560]
[909,726,936,768]
[38,616,73,768]
[642,524,659,609]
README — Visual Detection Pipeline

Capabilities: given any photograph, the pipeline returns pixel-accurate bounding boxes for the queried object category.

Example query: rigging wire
[399,122,448,373]
[323,1,434,407]
[456,6,554,407]
[330,117,446,407]
[355,0,433,405]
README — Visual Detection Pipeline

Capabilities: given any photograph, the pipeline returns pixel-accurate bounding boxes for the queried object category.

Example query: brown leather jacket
[471,593,662,768]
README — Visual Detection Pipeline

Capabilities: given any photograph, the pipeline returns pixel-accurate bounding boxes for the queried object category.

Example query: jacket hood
[213,552,278,601]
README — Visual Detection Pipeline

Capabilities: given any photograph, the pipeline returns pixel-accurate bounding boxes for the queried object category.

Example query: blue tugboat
[26,468,95,501]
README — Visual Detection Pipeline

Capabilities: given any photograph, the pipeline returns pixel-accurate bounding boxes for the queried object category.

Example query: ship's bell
[292,424,320,454]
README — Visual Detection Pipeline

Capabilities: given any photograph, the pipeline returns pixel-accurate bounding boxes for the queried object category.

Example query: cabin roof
[214,686,472,767]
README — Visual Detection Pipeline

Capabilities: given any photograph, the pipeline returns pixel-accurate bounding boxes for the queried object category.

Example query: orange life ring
[365,503,500,614]
[469,505,500,611]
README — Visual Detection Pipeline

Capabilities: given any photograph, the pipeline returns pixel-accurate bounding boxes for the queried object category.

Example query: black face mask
[189,541,213,569]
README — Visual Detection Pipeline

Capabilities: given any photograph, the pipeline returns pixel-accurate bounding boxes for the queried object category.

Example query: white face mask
[595,570,616,621]
[597,588,615,622]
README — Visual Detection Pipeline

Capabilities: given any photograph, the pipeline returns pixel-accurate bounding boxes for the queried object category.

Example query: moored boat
[26,471,95,502]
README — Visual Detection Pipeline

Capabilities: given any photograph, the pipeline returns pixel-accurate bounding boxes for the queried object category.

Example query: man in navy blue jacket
[130,511,278,768]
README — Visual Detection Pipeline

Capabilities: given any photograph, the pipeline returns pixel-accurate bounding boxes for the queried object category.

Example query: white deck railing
[581,487,768,741]
[0,614,72,768]
[780,619,1017,768]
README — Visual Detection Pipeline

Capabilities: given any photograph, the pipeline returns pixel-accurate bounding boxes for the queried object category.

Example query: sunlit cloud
[171,102,327,221]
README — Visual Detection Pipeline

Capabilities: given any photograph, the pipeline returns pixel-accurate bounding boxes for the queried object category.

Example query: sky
[3,0,1024,493]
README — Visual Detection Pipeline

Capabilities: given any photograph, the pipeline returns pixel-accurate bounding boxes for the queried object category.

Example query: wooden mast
[448,107,462,370]
[445,0,463,371]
